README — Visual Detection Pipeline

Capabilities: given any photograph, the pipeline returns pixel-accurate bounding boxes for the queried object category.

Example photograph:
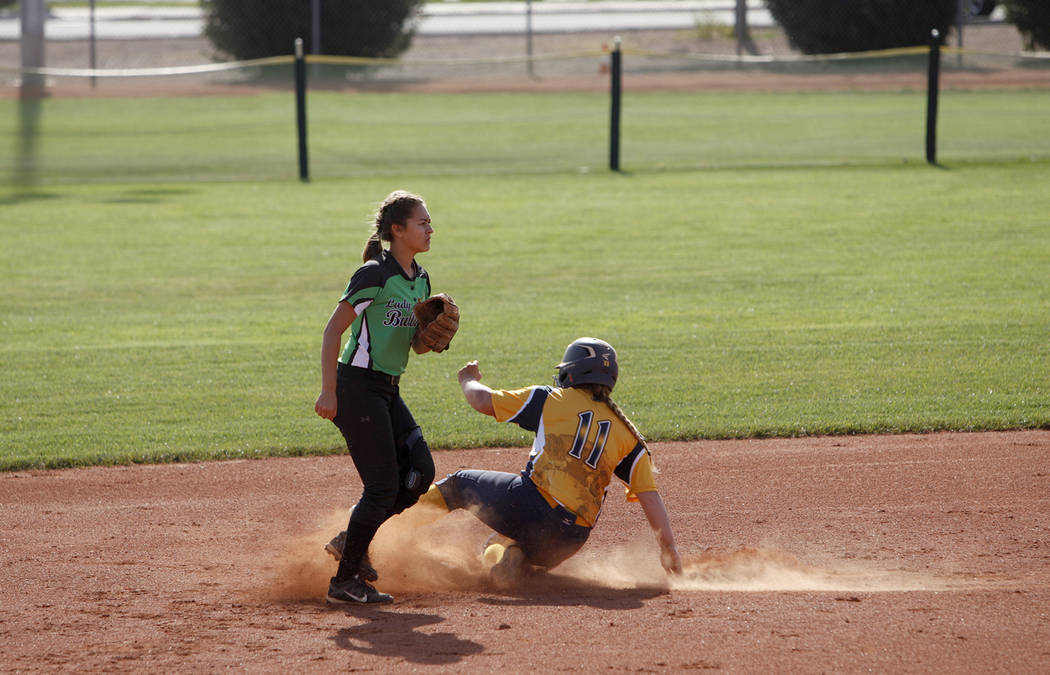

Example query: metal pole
[311,0,321,56]
[17,0,46,188]
[295,38,310,182]
[926,29,941,165]
[735,0,757,57]
[310,0,322,82]
[609,37,622,172]
[89,0,97,88]
[525,0,534,77]
[20,0,46,96]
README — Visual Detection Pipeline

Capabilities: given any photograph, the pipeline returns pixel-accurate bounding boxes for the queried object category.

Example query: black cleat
[326,575,393,605]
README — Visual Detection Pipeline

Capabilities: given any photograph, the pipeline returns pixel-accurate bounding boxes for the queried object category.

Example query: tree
[764,0,958,54]
[202,0,424,60]
[1002,0,1050,50]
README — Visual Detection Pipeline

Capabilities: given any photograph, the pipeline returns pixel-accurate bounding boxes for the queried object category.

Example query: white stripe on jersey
[529,415,547,465]
[349,299,373,369]
[506,386,542,426]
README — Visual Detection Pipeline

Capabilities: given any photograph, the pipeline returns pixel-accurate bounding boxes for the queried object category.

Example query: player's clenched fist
[458,360,482,384]
[315,391,338,420]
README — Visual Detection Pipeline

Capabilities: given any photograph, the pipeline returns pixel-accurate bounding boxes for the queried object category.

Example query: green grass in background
[2,161,1048,470]
[4,88,1049,185]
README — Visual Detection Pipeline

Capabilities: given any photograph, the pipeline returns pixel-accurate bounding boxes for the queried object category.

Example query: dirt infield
[2,430,1048,672]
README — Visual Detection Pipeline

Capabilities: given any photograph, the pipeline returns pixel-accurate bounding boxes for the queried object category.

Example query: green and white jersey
[338,251,431,376]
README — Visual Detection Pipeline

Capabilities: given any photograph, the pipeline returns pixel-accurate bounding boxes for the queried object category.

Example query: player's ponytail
[361,231,383,262]
[362,190,425,263]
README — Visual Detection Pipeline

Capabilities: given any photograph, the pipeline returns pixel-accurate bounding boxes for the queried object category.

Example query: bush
[202,0,424,60]
[764,0,958,54]
[1003,0,1050,50]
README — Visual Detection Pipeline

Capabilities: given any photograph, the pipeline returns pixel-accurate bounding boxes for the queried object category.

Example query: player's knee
[432,472,471,511]
[418,482,450,512]
[403,468,429,497]
[401,428,435,499]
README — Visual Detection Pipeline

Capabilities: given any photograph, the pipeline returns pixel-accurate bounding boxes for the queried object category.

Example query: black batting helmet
[554,337,618,389]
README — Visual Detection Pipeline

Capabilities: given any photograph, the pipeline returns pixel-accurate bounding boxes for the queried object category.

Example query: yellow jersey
[491,386,657,527]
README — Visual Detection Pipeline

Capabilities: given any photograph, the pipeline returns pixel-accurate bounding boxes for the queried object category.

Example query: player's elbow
[469,394,495,417]
[463,386,495,417]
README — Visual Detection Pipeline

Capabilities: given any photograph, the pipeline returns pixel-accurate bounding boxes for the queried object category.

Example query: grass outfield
[2,160,1048,470]
[3,88,1049,184]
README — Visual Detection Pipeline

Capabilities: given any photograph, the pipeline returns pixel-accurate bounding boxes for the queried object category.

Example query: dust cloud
[261,510,955,601]
[257,509,348,601]
[669,547,954,592]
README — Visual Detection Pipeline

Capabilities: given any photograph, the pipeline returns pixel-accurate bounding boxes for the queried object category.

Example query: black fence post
[295,38,309,182]
[925,28,941,166]
[609,37,622,172]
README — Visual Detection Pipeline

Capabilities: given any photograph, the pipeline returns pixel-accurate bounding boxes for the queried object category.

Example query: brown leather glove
[413,293,459,352]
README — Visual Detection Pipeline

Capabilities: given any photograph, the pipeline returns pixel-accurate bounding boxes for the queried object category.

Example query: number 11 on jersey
[568,411,611,469]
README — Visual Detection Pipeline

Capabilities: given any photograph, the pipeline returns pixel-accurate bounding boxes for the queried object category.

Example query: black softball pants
[331,364,435,580]
[436,470,592,569]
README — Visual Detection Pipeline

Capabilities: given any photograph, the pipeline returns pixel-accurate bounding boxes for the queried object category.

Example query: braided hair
[362,190,425,263]
[579,383,649,454]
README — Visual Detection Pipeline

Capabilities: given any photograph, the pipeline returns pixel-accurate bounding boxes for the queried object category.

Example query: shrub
[764,0,958,54]
[202,0,424,60]
[1003,0,1050,50]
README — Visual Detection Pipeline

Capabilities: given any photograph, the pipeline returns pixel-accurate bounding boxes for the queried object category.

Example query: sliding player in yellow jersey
[416,337,682,586]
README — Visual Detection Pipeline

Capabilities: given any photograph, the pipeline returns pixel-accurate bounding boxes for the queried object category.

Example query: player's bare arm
[637,490,684,575]
[458,360,495,417]
[315,301,357,420]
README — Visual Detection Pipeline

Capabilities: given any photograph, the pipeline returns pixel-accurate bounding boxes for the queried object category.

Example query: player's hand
[661,546,683,575]
[458,360,482,385]
[315,391,338,420]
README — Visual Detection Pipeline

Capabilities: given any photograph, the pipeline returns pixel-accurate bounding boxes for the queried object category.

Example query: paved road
[0,1,774,41]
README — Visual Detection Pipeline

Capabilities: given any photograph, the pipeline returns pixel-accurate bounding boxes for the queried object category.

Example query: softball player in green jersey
[414,338,683,587]
[314,190,440,605]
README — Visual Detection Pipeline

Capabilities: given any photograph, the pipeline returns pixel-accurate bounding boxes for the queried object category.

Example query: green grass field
[2,89,1049,470]
[5,87,1049,184]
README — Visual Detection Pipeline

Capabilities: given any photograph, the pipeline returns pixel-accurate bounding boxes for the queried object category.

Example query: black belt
[338,363,400,386]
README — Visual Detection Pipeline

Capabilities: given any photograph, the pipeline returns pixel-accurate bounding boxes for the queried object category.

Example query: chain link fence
[0,1,1040,73]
